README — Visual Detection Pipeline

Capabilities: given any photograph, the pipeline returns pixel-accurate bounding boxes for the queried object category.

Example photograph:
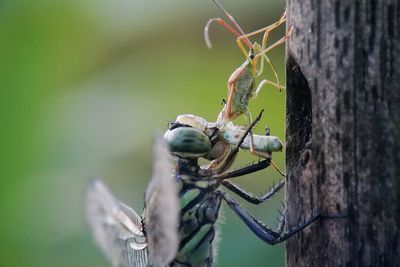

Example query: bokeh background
[0,1,287,266]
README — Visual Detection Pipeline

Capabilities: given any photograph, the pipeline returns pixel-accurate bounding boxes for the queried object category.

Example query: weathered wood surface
[285,0,400,266]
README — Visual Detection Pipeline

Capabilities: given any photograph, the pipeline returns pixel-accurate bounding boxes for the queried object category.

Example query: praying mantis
[204,0,292,176]
[205,0,292,126]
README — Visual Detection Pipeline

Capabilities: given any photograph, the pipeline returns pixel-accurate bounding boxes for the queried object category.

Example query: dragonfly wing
[144,136,180,267]
[86,179,148,267]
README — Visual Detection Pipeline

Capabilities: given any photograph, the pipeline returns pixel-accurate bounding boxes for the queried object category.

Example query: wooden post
[285,0,400,266]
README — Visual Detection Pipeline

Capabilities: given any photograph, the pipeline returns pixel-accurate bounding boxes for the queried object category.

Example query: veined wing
[86,178,148,267]
[144,136,180,267]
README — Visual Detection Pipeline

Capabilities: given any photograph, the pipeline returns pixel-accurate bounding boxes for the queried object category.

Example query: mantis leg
[243,106,253,125]
[248,145,286,177]
[248,143,286,177]
[202,110,264,176]
[252,29,284,93]
[270,161,286,177]
[221,179,284,204]
[236,11,286,43]
[258,30,282,91]
[241,12,286,65]
[257,12,286,84]
[250,36,290,93]
[218,191,328,245]
[235,21,287,62]
[218,110,264,171]
[206,0,253,58]
[224,81,238,122]
[245,121,286,177]
[255,80,285,95]
[204,18,246,49]
[255,26,294,60]
[236,11,286,77]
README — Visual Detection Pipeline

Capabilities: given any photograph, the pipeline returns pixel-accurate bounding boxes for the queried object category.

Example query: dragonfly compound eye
[164,127,212,158]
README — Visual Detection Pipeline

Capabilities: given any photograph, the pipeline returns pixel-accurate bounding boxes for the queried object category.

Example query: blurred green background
[0,1,287,266]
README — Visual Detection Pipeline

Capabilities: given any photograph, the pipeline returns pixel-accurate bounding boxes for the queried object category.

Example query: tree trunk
[285,0,400,266]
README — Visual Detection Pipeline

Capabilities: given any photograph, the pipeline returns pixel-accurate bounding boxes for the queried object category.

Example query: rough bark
[285,0,400,266]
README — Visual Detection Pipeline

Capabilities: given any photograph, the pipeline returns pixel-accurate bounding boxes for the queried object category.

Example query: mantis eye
[164,127,211,158]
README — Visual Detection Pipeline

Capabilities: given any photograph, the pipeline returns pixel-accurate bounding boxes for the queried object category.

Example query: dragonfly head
[164,125,212,159]
[165,114,228,161]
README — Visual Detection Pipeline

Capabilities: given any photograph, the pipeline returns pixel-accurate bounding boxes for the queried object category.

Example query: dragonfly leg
[221,179,284,204]
[212,159,271,180]
[218,190,281,244]
[218,191,333,245]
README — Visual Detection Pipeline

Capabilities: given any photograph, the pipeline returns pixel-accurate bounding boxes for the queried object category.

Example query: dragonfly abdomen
[173,183,222,267]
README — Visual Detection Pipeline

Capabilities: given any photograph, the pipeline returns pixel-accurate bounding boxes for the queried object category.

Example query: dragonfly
[86,110,327,267]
